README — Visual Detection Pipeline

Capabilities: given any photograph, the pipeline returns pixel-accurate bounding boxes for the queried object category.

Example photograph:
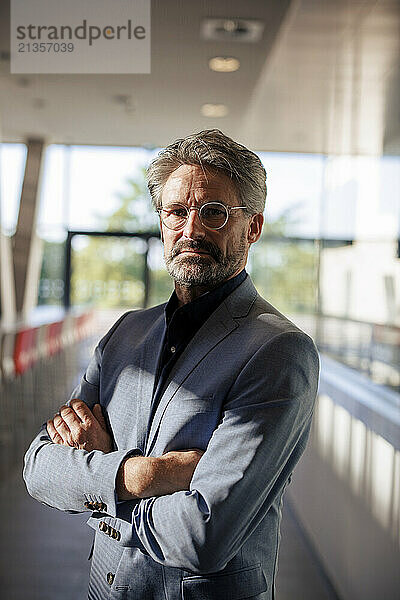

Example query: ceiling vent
[201,18,264,43]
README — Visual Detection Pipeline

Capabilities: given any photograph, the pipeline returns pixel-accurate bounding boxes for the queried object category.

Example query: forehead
[161,164,238,204]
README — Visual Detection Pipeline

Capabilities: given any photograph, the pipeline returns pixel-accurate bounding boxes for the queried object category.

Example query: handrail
[319,354,400,450]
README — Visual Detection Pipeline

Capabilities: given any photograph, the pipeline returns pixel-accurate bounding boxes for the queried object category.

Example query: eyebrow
[162,200,226,208]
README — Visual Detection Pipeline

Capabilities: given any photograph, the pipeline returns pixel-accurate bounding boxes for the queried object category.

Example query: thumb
[93,404,107,429]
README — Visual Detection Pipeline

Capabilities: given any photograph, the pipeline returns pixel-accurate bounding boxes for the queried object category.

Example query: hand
[117,448,205,500]
[46,399,113,453]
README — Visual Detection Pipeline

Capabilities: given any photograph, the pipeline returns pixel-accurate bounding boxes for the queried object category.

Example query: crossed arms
[24,330,319,573]
[46,399,203,500]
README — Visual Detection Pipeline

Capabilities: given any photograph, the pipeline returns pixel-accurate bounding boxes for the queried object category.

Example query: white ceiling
[0,0,399,154]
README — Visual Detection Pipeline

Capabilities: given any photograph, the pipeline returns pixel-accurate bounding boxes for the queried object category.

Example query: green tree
[38,240,64,305]
[249,204,318,314]
[39,171,316,313]
[70,166,170,308]
[103,166,158,233]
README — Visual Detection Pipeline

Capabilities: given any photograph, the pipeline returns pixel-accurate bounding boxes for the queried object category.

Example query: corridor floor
[0,469,339,600]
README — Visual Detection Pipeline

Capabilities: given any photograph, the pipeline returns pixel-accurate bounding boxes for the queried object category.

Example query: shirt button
[170,346,176,353]
[107,572,115,586]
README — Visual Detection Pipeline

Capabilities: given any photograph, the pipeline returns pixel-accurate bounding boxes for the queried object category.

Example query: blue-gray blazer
[24,276,320,600]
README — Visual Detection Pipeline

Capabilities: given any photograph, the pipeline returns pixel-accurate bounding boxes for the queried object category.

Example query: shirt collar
[165,269,247,327]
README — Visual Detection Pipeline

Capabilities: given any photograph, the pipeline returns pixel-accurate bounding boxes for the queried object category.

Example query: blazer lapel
[145,278,258,455]
[134,309,166,452]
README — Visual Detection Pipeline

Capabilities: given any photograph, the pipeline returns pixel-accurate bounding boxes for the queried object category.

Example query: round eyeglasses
[157,202,247,231]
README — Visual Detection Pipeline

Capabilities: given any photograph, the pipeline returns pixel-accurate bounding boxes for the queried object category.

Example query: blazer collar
[223,274,258,318]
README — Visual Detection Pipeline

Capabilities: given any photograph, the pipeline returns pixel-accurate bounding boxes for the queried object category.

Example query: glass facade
[1,142,399,391]
[0,143,27,235]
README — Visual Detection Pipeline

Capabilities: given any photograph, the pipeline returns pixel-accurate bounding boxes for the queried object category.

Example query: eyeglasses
[157,202,247,231]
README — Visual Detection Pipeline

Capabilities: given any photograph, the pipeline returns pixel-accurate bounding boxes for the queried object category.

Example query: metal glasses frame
[157,201,247,231]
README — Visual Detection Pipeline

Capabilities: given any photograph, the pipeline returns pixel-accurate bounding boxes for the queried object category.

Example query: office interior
[0,1,399,599]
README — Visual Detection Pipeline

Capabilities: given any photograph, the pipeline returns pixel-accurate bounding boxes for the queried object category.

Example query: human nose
[182,207,206,240]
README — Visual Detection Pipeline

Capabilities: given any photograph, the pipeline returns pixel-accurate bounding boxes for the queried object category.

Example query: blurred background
[0,1,399,599]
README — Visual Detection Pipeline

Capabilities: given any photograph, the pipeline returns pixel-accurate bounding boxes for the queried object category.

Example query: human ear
[247,213,264,244]
[158,215,164,243]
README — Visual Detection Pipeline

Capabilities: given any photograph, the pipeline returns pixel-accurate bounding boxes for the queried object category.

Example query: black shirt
[150,269,247,419]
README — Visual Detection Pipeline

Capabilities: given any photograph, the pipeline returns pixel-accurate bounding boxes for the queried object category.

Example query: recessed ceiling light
[209,57,240,73]
[222,20,237,33]
[201,104,229,118]
[201,18,264,43]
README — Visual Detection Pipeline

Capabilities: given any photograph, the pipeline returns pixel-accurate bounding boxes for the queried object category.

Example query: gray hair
[146,129,267,215]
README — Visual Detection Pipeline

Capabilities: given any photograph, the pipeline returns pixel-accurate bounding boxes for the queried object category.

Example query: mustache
[171,240,222,261]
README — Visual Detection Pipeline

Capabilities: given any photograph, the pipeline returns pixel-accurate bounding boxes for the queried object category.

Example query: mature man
[24,129,319,600]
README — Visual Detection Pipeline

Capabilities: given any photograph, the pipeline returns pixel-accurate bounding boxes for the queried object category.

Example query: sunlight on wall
[316,393,334,460]
[370,432,395,531]
[349,417,367,497]
[332,404,352,479]
[313,393,400,547]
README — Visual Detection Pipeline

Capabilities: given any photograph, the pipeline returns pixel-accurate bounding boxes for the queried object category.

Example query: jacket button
[111,529,118,539]
[107,572,115,586]
[101,503,107,512]
[116,531,121,541]
[84,501,90,509]
[99,521,107,532]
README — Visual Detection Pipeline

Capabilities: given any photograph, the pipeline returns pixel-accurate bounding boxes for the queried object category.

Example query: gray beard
[165,234,247,288]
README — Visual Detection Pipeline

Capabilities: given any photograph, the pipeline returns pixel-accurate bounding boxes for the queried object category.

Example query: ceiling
[0,0,399,154]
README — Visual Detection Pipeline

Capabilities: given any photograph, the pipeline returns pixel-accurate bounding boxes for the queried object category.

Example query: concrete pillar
[12,138,45,318]
[0,114,17,325]
[0,232,17,325]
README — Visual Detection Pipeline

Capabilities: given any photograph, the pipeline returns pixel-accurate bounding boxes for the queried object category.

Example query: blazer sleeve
[23,312,142,516]
[109,330,320,572]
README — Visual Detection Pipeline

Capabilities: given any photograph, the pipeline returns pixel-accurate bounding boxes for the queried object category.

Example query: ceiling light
[201,18,264,43]
[201,104,229,118]
[222,20,237,33]
[209,57,240,73]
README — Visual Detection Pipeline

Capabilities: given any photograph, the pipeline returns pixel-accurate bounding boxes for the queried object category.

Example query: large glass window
[34,144,399,391]
[317,154,400,392]
[37,145,159,308]
[0,143,27,235]
[71,235,147,309]
[258,152,325,239]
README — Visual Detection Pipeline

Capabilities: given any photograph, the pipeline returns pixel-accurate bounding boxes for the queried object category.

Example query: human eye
[165,205,187,217]
[202,204,225,218]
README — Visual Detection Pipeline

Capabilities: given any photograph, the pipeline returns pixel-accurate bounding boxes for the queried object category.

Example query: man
[24,129,319,600]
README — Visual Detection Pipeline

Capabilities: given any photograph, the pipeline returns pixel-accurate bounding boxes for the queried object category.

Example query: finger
[47,419,64,445]
[92,404,107,429]
[53,414,74,446]
[69,399,93,425]
[60,404,83,430]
